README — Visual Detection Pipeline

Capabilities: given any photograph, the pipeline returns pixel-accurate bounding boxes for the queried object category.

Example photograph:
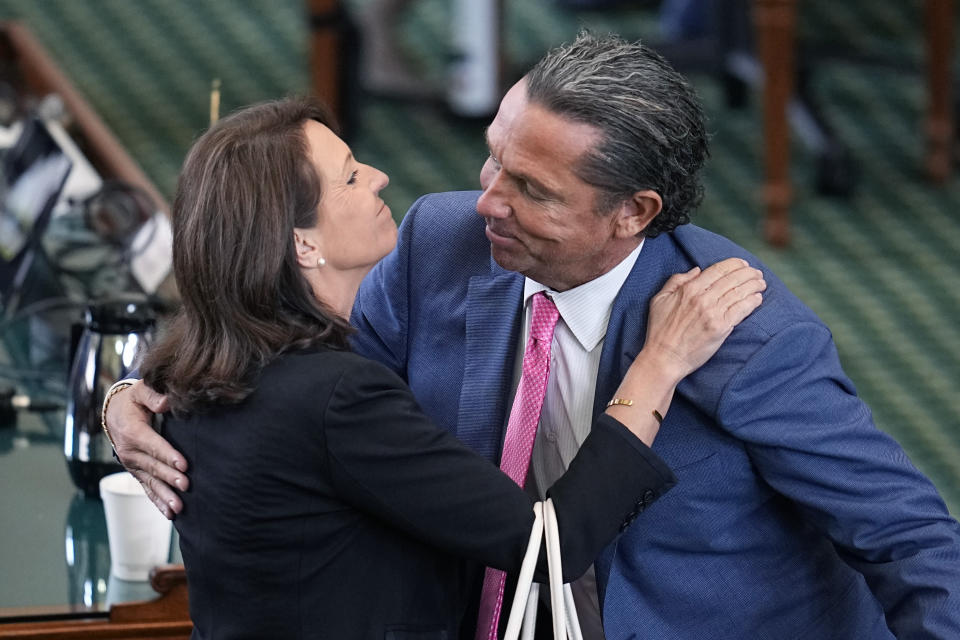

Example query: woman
[141,97,763,639]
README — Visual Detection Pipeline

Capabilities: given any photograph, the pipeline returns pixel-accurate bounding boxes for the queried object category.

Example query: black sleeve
[319,358,676,581]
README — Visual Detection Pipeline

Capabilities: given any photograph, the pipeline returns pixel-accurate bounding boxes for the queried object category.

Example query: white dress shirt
[510,241,643,639]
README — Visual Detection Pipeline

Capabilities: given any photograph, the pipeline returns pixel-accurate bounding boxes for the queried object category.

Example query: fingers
[687,260,765,312]
[683,258,751,294]
[656,266,702,297]
[132,468,183,520]
[725,291,764,326]
[114,381,186,473]
[105,380,189,519]
[644,258,765,380]
[713,267,766,324]
[114,426,190,517]
[115,425,190,488]
[130,379,171,413]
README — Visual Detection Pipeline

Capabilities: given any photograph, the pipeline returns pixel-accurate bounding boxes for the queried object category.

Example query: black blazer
[165,349,674,639]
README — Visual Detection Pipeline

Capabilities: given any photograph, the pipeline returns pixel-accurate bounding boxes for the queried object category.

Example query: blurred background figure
[357,0,503,117]
[357,0,429,97]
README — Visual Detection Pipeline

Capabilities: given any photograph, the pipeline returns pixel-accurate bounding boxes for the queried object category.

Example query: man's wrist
[101,379,138,449]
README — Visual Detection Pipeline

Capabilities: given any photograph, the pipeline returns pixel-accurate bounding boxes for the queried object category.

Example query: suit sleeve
[319,358,676,581]
[719,321,960,637]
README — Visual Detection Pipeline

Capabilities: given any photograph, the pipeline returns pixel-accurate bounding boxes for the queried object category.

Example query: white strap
[503,499,584,640]
[504,502,544,640]
[543,498,566,640]
[520,584,539,640]
[563,584,584,640]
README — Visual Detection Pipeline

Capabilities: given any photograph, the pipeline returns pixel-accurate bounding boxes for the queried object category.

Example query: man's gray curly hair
[525,32,709,236]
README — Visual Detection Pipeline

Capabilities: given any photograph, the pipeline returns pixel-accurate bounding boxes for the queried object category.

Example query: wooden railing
[0,21,169,215]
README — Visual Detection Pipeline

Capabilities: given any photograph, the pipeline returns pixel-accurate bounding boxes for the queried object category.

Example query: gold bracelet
[101,381,135,449]
[607,398,664,425]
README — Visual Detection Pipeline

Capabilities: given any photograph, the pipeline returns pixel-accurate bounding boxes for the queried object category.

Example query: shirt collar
[523,240,644,351]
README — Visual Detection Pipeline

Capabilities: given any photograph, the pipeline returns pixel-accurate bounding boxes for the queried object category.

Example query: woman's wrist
[605,351,681,446]
[604,402,664,447]
[630,347,690,389]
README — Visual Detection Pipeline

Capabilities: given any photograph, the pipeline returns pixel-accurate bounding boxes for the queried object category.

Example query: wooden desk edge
[0,566,190,639]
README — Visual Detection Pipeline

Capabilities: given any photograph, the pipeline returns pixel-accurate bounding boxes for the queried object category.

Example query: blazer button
[642,489,656,507]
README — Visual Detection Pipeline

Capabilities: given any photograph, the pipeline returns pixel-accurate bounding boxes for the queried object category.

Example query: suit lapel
[593,236,678,417]
[594,235,678,603]
[455,238,678,461]
[456,258,524,462]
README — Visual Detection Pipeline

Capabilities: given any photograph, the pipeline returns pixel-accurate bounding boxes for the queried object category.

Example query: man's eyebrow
[516,171,559,199]
[483,129,560,199]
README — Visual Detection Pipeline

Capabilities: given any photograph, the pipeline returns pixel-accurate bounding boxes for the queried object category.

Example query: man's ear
[293,228,323,269]
[613,190,662,238]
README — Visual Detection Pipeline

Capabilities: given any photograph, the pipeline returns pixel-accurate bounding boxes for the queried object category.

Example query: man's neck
[533,238,644,293]
[540,237,643,292]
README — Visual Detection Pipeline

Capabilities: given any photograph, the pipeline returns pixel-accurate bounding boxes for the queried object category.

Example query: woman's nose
[369,166,389,192]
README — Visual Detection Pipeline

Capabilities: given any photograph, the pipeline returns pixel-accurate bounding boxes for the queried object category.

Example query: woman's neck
[308,267,369,320]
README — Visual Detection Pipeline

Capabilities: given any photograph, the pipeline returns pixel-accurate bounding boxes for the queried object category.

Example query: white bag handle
[503,498,584,640]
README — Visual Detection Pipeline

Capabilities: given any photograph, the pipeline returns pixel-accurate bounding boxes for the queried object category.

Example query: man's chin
[489,245,525,274]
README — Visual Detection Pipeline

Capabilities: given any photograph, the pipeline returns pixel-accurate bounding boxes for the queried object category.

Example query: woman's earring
[317,257,326,267]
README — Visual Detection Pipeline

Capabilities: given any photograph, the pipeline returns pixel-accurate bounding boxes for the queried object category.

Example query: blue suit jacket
[352,191,960,639]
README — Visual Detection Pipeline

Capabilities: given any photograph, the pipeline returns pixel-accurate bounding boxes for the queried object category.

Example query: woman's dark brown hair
[141,97,352,413]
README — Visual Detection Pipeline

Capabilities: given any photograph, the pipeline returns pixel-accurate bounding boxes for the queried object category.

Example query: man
[106,33,960,639]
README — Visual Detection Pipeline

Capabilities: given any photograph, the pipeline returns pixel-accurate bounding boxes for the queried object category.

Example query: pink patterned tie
[475,292,560,640]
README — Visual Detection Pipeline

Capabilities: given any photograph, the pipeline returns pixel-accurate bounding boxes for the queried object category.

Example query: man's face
[477,80,630,292]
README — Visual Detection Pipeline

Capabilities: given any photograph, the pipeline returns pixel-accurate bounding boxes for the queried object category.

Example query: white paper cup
[99,471,172,581]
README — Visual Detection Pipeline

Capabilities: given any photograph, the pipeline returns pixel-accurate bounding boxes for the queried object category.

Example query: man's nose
[477,171,510,219]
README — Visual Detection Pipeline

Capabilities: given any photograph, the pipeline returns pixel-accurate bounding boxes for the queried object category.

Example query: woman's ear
[293,228,324,269]
[614,190,663,238]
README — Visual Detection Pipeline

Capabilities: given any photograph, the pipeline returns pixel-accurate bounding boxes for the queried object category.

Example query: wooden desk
[754,0,955,246]
[0,319,191,635]
[0,567,190,640]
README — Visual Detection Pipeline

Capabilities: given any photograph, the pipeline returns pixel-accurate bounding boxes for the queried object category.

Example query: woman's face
[301,120,397,272]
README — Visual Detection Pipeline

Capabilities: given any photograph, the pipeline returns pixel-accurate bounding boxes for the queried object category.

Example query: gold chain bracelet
[101,380,135,450]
